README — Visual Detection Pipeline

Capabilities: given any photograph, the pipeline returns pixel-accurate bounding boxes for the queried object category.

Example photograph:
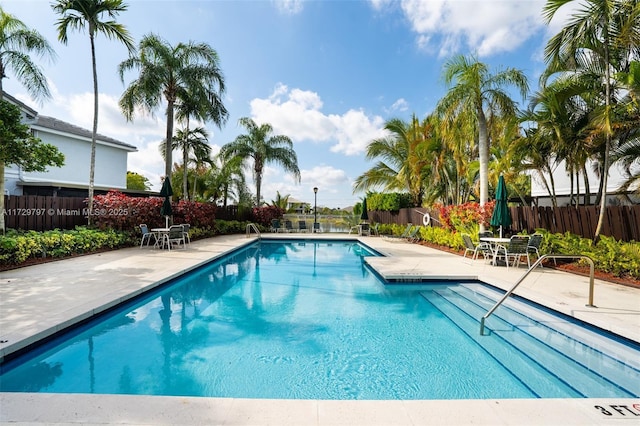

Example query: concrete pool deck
[1,233,639,425]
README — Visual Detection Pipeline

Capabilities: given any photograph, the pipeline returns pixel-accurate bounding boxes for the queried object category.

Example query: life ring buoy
[422,212,431,226]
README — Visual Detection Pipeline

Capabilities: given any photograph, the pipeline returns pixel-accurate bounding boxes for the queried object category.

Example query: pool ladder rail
[480,254,596,336]
[246,223,261,238]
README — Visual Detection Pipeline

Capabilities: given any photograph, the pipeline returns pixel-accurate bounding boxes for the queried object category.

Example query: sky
[2,0,576,209]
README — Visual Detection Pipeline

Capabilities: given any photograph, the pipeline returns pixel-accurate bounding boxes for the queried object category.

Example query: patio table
[480,237,511,266]
[150,227,170,249]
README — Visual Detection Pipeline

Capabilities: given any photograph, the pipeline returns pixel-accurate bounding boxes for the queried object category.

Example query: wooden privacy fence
[369,206,640,242]
[3,195,87,231]
[2,196,254,232]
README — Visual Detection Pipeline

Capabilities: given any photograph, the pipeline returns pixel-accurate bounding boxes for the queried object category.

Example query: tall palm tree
[160,126,211,200]
[52,0,134,224]
[354,115,431,206]
[0,7,56,232]
[542,0,640,238]
[220,117,300,207]
[119,34,228,185]
[437,54,528,208]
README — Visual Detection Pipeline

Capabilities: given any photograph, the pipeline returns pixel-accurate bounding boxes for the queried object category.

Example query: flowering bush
[436,201,495,236]
[92,191,217,231]
[252,205,284,226]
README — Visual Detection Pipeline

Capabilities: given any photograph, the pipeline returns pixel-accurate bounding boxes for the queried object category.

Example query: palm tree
[204,154,247,206]
[542,0,640,238]
[220,117,300,207]
[119,34,227,185]
[437,54,528,208]
[0,6,56,102]
[354,115,431,206]
[160,126,211,200]
[0,7,56,232]
[271,191,290,210]
[52,0,134,224]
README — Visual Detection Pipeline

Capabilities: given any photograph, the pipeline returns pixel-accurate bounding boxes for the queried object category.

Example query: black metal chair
[495,235,531,269]
[139,224,156,248]
[462,233,493,262]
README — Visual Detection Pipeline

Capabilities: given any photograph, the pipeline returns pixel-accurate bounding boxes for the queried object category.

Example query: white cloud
[272,0,303,15]
[390,98,409,113]
[262,165,352,206]
[249,84,387,156]
[398,0,546,57]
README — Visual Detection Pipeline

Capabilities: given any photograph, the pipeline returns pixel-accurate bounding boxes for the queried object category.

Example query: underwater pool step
[428,287,639,398]
[450,284,640,392]
[425,289,581,398]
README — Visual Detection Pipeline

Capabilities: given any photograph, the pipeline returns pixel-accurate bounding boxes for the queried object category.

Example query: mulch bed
[418,241,640,289]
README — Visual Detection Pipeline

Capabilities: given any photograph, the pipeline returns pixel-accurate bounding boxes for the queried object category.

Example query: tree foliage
[126,171,151,191]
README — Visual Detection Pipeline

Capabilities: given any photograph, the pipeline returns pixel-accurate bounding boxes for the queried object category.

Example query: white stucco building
[3,93,137,197]
[529,159,639,206]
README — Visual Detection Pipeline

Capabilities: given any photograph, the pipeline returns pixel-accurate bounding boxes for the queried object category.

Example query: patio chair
[181,224,191,245]
[283,220,294,233]
[381,224,413,242]
[406,226,421,243]
[494,235,531,269]
[298,220,308,232]
[166,225,186,250]
[527,233,544,267]
[270,219,282,233]
[462,233,492,262]
[139,224,156,248]
[359,223,371,236]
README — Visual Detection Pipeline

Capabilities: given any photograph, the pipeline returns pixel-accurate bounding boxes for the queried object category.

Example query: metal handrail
[245,223,261,238]
[479,254,596,336]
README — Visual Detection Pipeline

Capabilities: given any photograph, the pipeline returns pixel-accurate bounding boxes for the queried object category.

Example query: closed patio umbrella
[490,175,512,238]
[159,178,173,228]
[360,197,369,222]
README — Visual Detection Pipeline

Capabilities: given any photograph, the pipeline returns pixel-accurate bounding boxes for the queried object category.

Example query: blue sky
[3,0,575,208]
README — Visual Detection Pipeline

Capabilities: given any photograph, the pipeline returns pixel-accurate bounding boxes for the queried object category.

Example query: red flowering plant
[173,200,216,228]
[92,191,217,231]
[435,201,495,237]
[92,191,165,230]
[252,205,284,226]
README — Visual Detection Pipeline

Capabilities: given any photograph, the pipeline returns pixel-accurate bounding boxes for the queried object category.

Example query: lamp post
[313,187,318,233]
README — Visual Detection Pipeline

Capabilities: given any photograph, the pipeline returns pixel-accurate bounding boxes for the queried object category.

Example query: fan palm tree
[437,54,528,208]
[52,0,134,224]
[542,0,640,238]
[0,7,57,232]
[119,34,227,183]
[220,117,300,207]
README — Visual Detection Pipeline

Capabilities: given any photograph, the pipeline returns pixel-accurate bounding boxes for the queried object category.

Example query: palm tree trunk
[183,118,190,201]
[477,107,490,208]
[582,165,591,206]
[594,23,613,241]
[88,31,99,226]
[0,160,5,234]
[165,101,175,180]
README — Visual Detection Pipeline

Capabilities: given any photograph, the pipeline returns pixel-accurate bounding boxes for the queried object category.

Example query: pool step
[450,284,640,396]
[426,285,639,398]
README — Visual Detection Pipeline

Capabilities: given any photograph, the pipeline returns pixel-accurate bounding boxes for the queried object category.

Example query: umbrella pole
[165,216,169,228]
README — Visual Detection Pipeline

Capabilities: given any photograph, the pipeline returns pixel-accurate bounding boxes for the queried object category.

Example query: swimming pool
[1,240,638,399]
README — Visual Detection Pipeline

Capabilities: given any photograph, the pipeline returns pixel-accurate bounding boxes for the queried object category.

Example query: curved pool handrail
[480,254,595,336]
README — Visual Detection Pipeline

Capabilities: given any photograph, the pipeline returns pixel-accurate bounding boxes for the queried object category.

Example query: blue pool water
[1,240,638,399]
